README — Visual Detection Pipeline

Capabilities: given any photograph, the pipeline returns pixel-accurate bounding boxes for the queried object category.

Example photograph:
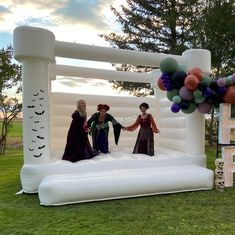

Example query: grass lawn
[0,119,23,146]
[7,120,23,137]
[0,147,235,235]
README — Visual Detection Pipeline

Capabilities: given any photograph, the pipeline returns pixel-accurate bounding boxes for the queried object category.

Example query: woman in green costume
[87,104,124,154]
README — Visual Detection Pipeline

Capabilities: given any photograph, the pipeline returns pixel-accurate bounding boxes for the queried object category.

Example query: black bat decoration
[40,89,44,93]
[32,140,36,143]
[27,105,35,108]
[39,104,43,107]
[33,93,39,96]
[35,110,45,115]
[38,145,45,149]
[32,99,36,102]
[32,129,37,132]
[40,126,44,129]
[37,135,44,140]
[34,153,42,158]
[29,148,34,151]
[34,121,39,123]
[39,97,44,100]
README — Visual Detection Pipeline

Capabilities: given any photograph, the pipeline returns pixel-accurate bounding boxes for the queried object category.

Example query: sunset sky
[0,0,131,97]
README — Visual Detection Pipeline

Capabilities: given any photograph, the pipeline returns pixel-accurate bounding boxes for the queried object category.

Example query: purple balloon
[179,86,193,100]
[203,87,212,97]
[171,103,181,113]
[161,73,170,80]
[165,81,170,86]
[232,73,235,84]
[218,86,228,95]
[197,102,212,114]
[217,78,226,87]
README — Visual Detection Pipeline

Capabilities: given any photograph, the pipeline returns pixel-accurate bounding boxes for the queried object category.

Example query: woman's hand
[154,129,160,134]
[84,126,90,132]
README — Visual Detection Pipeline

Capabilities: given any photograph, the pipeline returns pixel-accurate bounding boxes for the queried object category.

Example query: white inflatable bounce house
[13,26,214,206]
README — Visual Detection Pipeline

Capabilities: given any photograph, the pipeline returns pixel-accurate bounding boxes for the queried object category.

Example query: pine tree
[101,0,202,95]
[193,0,235,76]
[192,0,235,146]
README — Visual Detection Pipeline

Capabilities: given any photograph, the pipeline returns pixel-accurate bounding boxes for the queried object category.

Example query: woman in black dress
[87,104,124,154]
[62,100,95,162]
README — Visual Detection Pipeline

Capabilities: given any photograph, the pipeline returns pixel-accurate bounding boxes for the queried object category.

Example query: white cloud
[52,76,131,97]
[53,0,107,29]
[0,5,11,14]
[0,0,125,45]
[0,0,128,95]
[0,0,124,32]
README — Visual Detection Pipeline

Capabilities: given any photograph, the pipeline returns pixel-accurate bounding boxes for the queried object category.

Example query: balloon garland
[157,57,235,114]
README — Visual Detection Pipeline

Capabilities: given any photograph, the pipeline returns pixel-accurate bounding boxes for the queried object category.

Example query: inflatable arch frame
[13,26,214,205]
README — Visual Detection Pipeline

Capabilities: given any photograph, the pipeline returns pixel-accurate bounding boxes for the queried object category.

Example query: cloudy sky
[0,0,130,96]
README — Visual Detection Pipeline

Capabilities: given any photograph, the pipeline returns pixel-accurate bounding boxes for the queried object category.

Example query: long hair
[76,100,87,117]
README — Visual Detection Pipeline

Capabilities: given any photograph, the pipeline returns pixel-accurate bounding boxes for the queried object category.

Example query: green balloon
[195,96,205,104]
[201,76,212,86]
[193,89,202,99]
[178,64,188,73]
[160,57,179,73]
[167,89,179,101]
[181,102,196,114]
[226,76,233,86]
[172,95,182,104]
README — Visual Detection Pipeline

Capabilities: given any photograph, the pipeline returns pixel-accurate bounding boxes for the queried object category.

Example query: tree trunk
[0,135,6,155]
[0,119,7,155]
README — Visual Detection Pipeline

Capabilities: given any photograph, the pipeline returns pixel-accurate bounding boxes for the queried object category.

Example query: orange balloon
[188,67,203,80]
[157,78,166,90]
[223,86,235,104]
[184,74,199,91]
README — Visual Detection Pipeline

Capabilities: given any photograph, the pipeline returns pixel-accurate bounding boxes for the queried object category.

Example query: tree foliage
[102,0,234,146]
[0,96,22,154]
[192,0,235,145]
[101,0,203,95]
[102,0,234,97]
[0,46,22,154]
[0,45,22,93]
[192,0,235,77]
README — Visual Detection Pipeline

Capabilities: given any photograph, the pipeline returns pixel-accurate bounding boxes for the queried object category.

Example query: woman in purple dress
[62,100,96,162]
[125,102,160,156]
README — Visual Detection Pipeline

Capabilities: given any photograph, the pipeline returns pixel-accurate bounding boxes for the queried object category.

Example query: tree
[103,0,235,146]
[0,45,22,154]
[101,0,202,96]
[192,0,235,77]
[192,0,235,146]
[0,96,22,154]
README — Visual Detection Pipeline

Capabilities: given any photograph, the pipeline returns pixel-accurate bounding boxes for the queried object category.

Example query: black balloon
[209,80,218,90]
[198,82,207,91]
[171,71,187,89]
[210,91,223,104]
[180,101,189,109]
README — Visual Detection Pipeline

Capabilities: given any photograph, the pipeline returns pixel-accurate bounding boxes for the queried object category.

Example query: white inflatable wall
[50,93,158,153]
[13,26,213,205]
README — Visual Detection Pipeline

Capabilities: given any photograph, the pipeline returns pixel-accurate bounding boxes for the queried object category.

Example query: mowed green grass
[0,147,235,235]
[0,119,22,137]
[8,120,23,137]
